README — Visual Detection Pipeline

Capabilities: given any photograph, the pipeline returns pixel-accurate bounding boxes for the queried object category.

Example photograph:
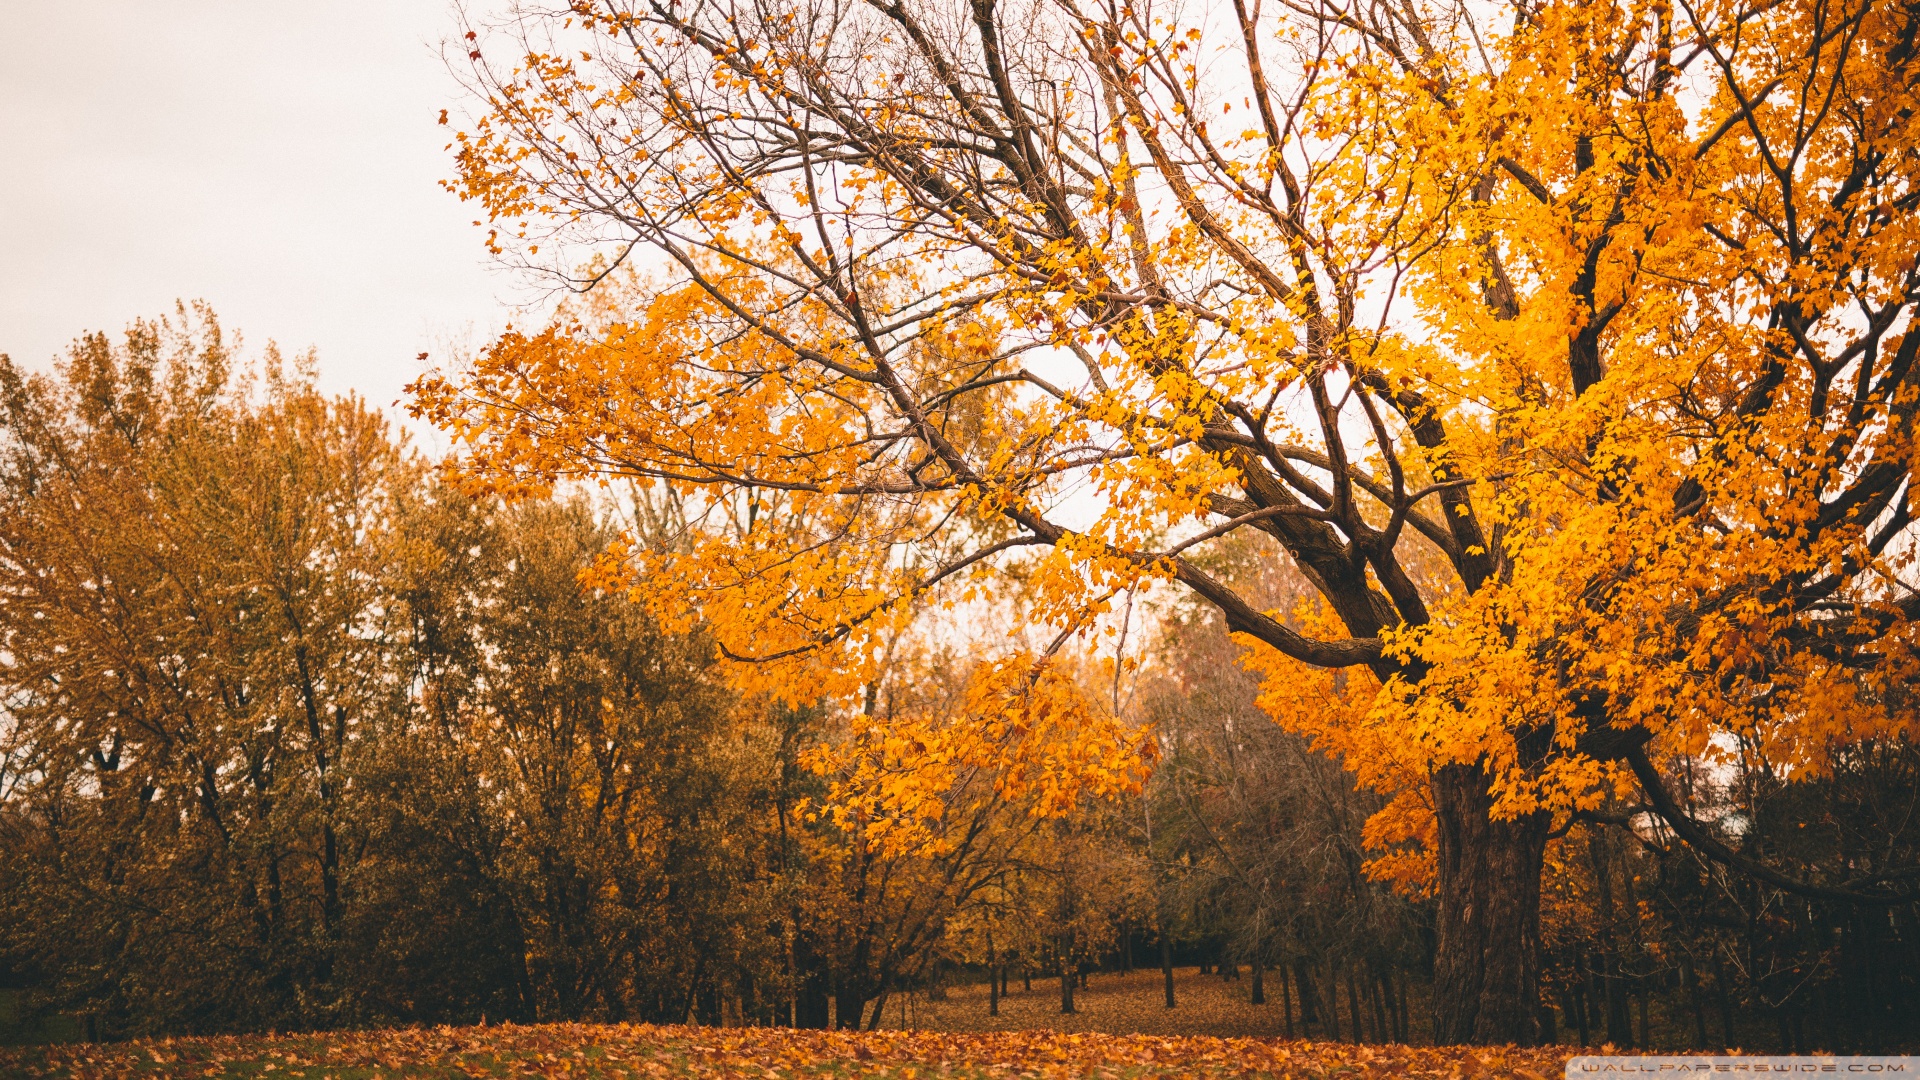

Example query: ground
[0,969,1581,1079]
[890,966,1332,1039]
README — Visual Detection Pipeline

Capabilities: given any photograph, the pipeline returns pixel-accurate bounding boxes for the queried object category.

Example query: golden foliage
[0,1019,1586,1079]
[418,0,1920,930]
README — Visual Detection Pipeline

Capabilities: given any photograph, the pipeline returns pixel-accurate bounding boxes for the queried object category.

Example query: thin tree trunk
[1162,933,1176,1008]
[1395,966,1409,1043]
[1371,964,1391,1042]
[1326,958,1343,1041]
[1572,949,1591,1046]
[989,936,1000,1017]
[1711,951,1734,1048]
[1430,763,1551,1045]
[1348,961,1368,1043]
[1684,955,1708,1048]
[1282,961,1295,1038]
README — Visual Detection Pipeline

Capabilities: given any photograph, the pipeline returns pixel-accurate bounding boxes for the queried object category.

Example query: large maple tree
[415,0,1920,1042]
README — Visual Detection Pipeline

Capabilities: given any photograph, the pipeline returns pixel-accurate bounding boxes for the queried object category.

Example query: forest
[6,0,1920,1063]
[1,310,1915,1053]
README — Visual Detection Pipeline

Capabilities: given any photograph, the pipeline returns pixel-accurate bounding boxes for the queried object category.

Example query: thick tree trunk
[1292,958,1321,1024]
[835,988,867,1030]
[835,974,876,1031]
[793,932,832,1029]
[1430,763,1551,1045]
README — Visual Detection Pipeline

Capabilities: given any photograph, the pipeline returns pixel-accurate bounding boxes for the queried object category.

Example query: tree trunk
[1293,958,1321,1024]
[1430,763,1551,1045]
[1251,960,1265,1005]
[1711,951,1735,1048]
[1325,957,1342,1040]
[1348,962,1367,1043]
[1161,933,1176,1008]
[1370,964,1390,1041]
[793,933,832,1029]
[838,985,874,1030]
[989,938,1000,1017]
[1282,962,1295,1037]
[1394,966,1409,1043]
[1059,951,1076,1014]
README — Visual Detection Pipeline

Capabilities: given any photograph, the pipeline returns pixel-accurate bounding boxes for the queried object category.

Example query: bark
[1324,957,1342,1040]
[835,986,868,1030]
[1251,960,1265,1005]
[1281,963,1295,1037]
[988,937,1000,1017]
[1712,952,1735,1048]
[1394,966,1409,1042]
[1292,958,1321,1023]
[1684,956,1708,1048]
[1161,933,1176,1008]
[1430,763,1552,1045]
[1347,961,1367,1043]
[793,932,831,1029]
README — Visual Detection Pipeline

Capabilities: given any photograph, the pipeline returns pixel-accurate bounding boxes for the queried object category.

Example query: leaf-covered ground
[895,966,1361,1039]
[0,1022,1577,1080]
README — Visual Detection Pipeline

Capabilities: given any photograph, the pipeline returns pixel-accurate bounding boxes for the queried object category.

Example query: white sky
[0,2,525,433]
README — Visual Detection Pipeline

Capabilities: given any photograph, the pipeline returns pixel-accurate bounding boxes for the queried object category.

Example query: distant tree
[0,307,412,1032]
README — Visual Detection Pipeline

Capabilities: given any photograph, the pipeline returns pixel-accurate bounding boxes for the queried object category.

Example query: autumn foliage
[6,0,1920,1053]
[0,1021,1580,1080]
[417,0,1920,1045]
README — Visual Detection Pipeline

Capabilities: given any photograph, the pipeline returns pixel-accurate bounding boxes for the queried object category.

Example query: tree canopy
[415,0,1920,1043]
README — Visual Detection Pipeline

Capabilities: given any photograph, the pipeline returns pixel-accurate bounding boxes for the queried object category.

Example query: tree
[800,644,1148,1026]
[421,0,1920,1042]
[0,308,414,1031]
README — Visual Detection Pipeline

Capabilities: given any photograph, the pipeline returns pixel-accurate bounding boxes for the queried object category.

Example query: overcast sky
[1,2,522,426]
